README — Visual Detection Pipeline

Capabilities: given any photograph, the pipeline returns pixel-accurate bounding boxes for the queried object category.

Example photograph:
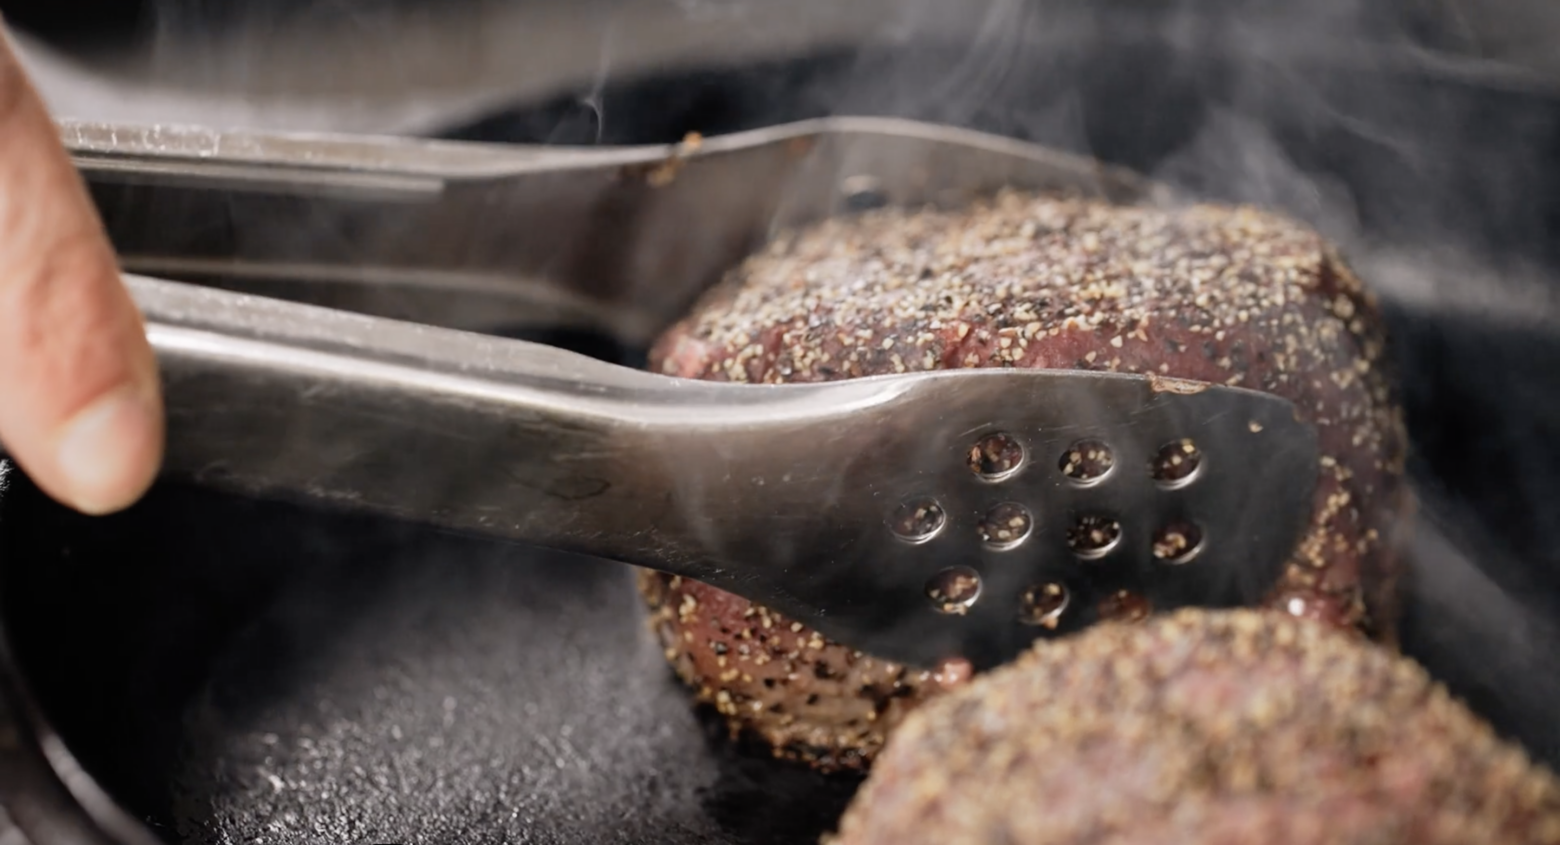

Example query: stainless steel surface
[64,117,1159,346]
[133,274,1317,669]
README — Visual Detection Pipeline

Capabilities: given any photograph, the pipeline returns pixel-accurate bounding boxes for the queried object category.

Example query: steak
[642,192,1409,770]
[828,609,1560,845]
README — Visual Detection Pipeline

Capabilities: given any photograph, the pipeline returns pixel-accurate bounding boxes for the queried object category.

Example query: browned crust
[828,609,1560,845]
[640,571,966,770]
[641,192,1410,770]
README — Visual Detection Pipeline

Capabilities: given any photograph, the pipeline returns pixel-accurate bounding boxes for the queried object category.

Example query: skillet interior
[0,475,863,844]
[2,26,1560,843]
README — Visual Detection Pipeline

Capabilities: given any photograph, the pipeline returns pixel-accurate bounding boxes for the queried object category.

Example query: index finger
[0,26,163,514]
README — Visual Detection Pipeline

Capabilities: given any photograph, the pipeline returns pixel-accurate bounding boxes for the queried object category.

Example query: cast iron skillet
[0,295,1559,845]
[3,36,1560,845]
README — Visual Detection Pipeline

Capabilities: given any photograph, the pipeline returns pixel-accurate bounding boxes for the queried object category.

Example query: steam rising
[1154,110,1363,245]
[1405,503,1560,764]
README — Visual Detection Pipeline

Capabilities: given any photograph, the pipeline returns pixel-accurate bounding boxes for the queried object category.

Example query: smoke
[1401,499,1560,766]
[744,0,1557,277]
[905,0,1031,124]
[1153,108,1364,244]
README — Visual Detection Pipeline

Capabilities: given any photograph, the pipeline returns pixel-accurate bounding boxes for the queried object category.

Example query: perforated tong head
[135,277,1316,670]
[67,118,1314,668]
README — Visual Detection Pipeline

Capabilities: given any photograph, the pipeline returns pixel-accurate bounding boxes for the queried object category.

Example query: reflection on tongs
[63,117,1161,346]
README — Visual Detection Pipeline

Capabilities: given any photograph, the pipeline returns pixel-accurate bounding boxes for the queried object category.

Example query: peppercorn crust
[641,191,1409,770]
[827,609,1560,845]
[640,572,971,771]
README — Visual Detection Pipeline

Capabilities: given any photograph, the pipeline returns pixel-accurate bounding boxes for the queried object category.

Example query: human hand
[0,27,163,514]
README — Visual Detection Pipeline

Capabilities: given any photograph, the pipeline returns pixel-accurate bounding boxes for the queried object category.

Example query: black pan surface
[0,476,862,844]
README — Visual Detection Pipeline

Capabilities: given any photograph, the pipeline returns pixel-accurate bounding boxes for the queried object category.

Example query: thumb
[0,29,163,514]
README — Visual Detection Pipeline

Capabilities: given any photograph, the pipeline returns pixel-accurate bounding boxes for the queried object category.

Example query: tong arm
[135,274,898,574]
[133,276,1317,668]
[67,118,1160,346]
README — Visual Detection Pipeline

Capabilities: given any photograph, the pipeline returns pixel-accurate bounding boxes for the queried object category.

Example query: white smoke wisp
[1403,508,1560,760]
[1152,108,1364,244]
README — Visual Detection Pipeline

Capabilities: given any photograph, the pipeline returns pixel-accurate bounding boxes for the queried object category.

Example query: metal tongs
[62,118,1318,669]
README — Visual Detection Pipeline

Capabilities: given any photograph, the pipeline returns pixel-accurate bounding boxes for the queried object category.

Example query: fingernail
[55,383,161,515]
